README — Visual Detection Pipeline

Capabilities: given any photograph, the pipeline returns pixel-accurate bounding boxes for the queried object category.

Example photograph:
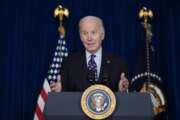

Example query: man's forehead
[81,19,100,26]
[80,27,100,33]
[80,21,101,31]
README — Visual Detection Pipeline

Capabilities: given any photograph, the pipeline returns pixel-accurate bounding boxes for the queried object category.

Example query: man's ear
[101,32,105,41]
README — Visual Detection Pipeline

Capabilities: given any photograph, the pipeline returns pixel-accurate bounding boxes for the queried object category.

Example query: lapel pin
[106,60,111,64]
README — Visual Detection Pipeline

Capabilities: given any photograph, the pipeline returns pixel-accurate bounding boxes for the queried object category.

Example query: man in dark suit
[50,16,129,92]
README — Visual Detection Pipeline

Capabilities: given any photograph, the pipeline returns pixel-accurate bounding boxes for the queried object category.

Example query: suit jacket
[61,50,128,92]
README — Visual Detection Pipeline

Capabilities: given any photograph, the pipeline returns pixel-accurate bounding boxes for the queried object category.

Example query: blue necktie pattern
[88,54,98,82]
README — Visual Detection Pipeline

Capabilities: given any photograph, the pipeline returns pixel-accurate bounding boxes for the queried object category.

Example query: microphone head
[87,70,96,84]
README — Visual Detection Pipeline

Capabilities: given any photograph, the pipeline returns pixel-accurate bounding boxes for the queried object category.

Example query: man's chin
[86,49,97,53]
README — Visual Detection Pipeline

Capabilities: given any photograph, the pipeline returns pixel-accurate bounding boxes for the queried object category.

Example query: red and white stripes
[34,79,51,120]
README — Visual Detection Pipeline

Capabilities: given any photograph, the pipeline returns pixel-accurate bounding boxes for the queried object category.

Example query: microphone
[87,70,96,84]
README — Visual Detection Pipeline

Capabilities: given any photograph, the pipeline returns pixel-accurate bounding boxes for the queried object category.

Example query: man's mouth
[87,43,95,46]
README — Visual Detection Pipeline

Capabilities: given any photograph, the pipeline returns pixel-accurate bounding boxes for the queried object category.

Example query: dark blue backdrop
[0,0,179,120]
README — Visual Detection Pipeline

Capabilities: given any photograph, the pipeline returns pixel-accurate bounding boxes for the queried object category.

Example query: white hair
[79,16,105,34]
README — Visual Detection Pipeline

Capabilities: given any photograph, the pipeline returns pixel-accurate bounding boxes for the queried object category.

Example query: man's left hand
[119,72,129,92]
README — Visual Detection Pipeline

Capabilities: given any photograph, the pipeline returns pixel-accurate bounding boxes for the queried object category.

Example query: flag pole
[34,5,69,120]
[139,7,153,91]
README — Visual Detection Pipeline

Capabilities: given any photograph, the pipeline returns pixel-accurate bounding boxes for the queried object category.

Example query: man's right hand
[50,75,62,92]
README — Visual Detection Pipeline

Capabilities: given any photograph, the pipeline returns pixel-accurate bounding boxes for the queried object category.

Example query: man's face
[79,19,105,54]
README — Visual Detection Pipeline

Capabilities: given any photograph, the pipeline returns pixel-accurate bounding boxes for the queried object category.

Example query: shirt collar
[86,47,102,59]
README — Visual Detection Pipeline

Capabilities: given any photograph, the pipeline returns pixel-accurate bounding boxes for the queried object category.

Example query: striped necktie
[87,54,98,82]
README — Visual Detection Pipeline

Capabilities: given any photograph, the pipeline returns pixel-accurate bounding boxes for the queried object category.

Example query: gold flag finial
[139,7,153,23]
[54,5,69,39]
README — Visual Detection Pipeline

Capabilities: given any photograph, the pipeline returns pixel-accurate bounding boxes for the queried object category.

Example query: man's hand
[50,75,62,92]
[119,73,129,92]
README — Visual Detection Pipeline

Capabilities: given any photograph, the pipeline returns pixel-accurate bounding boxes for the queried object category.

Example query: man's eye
[91,31,97,35]
[82,32,87,35]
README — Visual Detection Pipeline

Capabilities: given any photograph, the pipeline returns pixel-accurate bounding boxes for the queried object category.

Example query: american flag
[34,38,68,120]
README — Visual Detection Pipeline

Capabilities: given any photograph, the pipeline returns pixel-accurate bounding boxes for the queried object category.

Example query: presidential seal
[81,84,116,119]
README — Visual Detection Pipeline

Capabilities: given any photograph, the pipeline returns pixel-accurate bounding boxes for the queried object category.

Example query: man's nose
[87,33,92,41]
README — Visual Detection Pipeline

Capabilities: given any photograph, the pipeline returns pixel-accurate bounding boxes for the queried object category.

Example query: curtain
[0,0,179,119]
